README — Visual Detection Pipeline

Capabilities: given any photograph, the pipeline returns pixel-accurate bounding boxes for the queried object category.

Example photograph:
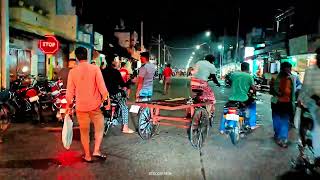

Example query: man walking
[66,47,110,162]
[136,52,156,101]
[163,64,173,95]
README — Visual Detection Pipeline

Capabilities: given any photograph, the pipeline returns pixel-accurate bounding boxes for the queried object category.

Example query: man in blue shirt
[136,52,156,101]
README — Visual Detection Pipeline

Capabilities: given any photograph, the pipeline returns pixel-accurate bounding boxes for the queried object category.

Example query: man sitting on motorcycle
[191,54,220,115]
[299,48,320,166]
[219,62,257,134]
[102,57,134,134]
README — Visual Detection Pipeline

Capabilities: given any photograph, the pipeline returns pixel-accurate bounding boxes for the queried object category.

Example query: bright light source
[22,66,29,73]
[218,45,223,50]
[205,31,211,37]
[196,45,200,49]
[192,52,195,55]
[244,47,255,58]
[190,56,193,59]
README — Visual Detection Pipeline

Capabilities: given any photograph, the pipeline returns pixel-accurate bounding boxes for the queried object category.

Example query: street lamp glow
[22,66,29,73]
[192,52,195,55]
[205,31,211,37]
[218,45,223,50]
[196,45,200,49]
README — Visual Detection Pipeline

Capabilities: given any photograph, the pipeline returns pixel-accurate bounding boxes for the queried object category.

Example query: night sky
[82,0,317,67]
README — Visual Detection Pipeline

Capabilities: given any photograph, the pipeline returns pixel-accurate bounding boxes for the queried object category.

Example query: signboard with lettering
[38,35,60,54]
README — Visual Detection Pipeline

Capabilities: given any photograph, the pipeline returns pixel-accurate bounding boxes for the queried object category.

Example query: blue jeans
[219,102,256,132]
[111,92,129,125]
[272,110,289,141]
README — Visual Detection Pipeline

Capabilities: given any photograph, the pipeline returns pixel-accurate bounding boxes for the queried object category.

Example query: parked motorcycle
[224,73,232,87]
[0,89,15,140]
[102,91,126,136]
[254,76,270,92]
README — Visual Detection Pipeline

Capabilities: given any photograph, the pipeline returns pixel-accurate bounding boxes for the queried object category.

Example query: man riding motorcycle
[298,48,320,167]
[219,62,257,134]
[102,57,134,134]
[191,54,220,114]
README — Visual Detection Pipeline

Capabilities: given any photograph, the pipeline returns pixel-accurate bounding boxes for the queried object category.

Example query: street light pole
[158,34,161,67]
[163,45,166,65]
[236,7,241,62]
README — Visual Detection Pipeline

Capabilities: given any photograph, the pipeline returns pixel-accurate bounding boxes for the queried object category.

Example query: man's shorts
[164,77,171,84]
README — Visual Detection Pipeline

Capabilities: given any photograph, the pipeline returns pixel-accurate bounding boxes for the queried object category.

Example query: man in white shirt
[190,55,220,115]
[299,48,320,166]
[193,55,220,86]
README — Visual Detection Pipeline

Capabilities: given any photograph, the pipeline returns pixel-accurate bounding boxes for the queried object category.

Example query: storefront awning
[10,20,76,42]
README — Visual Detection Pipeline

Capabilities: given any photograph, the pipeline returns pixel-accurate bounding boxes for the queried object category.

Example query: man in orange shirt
[163,64,173,95]
[270,62,295,148]
[66,47,110,162]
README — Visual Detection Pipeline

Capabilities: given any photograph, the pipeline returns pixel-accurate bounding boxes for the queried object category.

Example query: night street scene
[1,0,320,179]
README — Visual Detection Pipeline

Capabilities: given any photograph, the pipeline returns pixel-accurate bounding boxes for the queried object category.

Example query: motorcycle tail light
[228,108,237,114]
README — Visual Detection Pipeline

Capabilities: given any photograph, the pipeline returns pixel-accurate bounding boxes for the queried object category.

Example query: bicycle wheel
[189,108,209,149]
[138,107,156,140]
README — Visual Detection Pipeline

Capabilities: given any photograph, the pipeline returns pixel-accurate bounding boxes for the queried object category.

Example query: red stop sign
[38,35,60,54]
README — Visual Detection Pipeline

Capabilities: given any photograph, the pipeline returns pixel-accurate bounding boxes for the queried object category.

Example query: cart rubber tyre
[189,108,209,149]
[138,107,156,140]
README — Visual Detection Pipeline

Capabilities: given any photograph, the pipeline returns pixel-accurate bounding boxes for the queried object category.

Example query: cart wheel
[138,107,156,140]
[209,112,215,128]
[189,108,209,149]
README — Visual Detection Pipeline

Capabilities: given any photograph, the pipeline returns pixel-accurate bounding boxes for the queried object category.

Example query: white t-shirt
[300,65,320,102]
[193,60,217,81]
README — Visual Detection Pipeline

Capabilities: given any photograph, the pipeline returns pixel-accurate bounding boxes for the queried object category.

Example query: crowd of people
[3,44,318,167]
[63,47,156,162]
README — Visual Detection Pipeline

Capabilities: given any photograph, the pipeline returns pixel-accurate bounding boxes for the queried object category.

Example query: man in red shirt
[119,62,131,98]
[163,64,173,95]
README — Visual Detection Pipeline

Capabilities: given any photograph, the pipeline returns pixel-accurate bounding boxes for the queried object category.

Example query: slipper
[122,129,135,134]
[82,156,94,163]
[93,154,107,161]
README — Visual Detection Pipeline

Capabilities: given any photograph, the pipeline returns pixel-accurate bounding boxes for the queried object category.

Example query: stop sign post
[38,35,60,54]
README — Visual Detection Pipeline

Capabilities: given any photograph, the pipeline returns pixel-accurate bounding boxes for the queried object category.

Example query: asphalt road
[0,77,303,180]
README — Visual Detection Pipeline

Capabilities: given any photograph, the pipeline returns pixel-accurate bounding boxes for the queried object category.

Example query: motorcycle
[224,73,232,87]
[102,90,126,136]
[254,76,270,92]
[0,89,15,140]
[52,89,76,122]
[222,89,256,145]
[9,75,42,123]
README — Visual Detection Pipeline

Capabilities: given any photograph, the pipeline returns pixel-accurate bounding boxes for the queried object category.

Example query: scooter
[222,89,256,145]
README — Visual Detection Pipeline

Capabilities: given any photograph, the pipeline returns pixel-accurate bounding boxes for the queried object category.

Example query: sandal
[122,128,135,134]
[82,156,94,163]
[93,154,107,161]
